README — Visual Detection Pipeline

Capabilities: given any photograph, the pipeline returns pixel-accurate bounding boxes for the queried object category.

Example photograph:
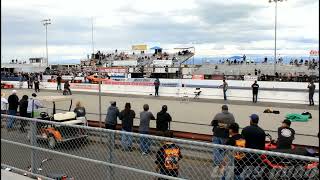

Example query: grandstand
[194,63,319,76]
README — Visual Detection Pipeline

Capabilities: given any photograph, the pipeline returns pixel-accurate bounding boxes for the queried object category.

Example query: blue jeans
[212,136,227,166]
[57,83,61,90]
[7,110,16,128]
[140,131,150,153]
[223,90,227,100]
[121,129,132,150]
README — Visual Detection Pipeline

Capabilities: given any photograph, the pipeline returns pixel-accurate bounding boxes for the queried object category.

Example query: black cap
[32,93,37,97]
[249,114,259,123]
[282,119,291,126]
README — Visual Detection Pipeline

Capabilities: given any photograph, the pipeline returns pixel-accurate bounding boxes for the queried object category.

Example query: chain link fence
[1,114,319,180]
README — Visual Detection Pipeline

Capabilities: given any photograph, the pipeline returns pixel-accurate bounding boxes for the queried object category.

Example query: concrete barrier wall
[2,79,318,105]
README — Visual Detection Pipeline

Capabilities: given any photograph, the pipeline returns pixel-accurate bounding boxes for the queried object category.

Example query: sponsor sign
[192,74,204,80]
[97,67,127,73]
[61,76,74,80]
[244,75,258,81]
[132,44,147,51]
[113,61,137,67]
[212,75,224,80]
[70,83,99,90]
[152,60,173,66]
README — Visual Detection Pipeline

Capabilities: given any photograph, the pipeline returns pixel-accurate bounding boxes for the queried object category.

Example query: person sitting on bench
[194,88,201,99]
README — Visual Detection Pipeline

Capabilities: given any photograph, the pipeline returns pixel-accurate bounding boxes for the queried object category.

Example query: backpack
[234,138,246,160]
[164,144,180,170]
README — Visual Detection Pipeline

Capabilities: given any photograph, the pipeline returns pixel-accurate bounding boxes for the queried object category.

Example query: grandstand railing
[1,114,318,180]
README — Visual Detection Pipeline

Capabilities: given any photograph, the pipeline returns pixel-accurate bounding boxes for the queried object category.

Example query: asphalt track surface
[2,88,318,146]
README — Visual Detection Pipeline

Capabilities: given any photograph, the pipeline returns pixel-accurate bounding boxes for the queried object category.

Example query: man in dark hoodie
[105,101,120,130]
[7,90,19,129]
[19,95,29,132]
[119,102,136,151]
[156,105,172,132]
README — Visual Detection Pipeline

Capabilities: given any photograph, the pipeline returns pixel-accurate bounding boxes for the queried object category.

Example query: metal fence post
[109,130,115,180]
[30,120,37,174]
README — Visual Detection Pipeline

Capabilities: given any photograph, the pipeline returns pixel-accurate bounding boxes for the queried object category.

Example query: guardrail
[1,114,318,180]
[53,108,318,139]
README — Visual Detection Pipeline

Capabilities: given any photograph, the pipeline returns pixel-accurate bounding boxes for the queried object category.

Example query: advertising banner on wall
[97,67,128,73]
[244,75,258,81]
[132,45,147,51]
[152,60,173,66]
[192,74,204,80]
[113,61,137,67]
[212,75,224,80]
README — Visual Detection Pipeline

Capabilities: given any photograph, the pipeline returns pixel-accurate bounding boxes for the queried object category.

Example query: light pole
[42,19,51,67]
[269,0,286,75]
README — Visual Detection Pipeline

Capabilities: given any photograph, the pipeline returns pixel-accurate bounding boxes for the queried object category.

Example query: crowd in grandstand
[218,57,319,70]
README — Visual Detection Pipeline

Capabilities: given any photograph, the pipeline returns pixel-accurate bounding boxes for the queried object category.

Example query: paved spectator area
[2,88,318,146]
[1,169,33,180]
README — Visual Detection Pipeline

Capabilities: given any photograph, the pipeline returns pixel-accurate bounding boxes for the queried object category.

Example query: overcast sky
[1,0,319,62]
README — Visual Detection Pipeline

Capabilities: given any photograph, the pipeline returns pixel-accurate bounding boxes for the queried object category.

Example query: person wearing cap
[277,119,295,149]
[210,104,235,166]
[156,105,172,132]
[1,92,8,114]
[7,90,19,129]
[27,93,44,118]
[105,101,120,130]
[241,114,266,150]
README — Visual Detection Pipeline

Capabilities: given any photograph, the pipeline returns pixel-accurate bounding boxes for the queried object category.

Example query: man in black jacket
[19,95,29,132]
[7,90,19,129]
[251,80,259,103]
[241,114,266,150]
[156,105,172,132]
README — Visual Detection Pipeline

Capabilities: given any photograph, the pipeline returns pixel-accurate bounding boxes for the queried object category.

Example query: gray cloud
[1,0,318,62]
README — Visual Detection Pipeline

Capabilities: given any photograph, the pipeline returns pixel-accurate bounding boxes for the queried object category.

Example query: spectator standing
[241,114,265,150]
[155,131,182,179]
[154,78,160,97]
[19,95,29,132]
[156,105,172,132]
[105,101,120,130]
[210,105,235,167]
[34,78,40,92]
[139,104,155,155]
[56,75,62,91]
[27,93,44,118]
[251,80,259,103]
[119,103,136,151]
[1,92,8,114]
[219,80,228,101]
[7,90,19,129]
[27,75,33,89]
[307,80,315,106]
[277,119,295,149]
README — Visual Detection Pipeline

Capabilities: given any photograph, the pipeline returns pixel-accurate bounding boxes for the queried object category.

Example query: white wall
[2,79,318,105]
